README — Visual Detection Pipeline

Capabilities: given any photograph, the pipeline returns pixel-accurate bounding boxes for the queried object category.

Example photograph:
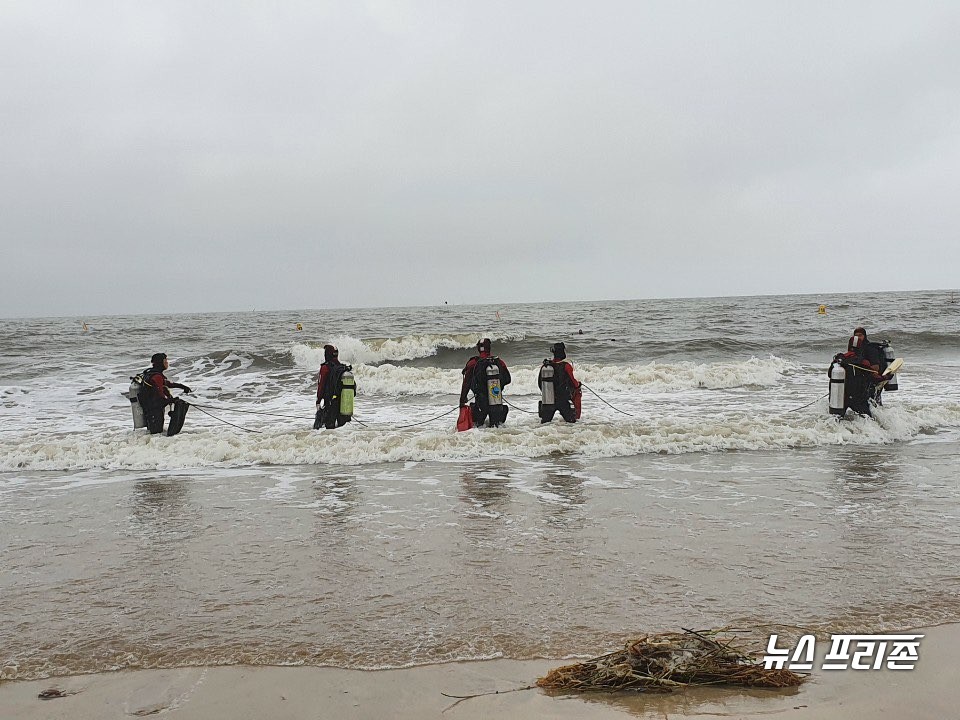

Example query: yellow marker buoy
[818,305,827,315]
[296,323,303,331]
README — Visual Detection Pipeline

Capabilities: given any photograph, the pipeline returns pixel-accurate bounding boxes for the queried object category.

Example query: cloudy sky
[2,1,958,317]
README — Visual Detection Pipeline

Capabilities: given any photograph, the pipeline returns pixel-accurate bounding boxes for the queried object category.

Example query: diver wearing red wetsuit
[459,338,511,427]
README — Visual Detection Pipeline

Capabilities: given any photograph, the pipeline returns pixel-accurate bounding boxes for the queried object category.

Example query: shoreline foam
[1,623,954,719]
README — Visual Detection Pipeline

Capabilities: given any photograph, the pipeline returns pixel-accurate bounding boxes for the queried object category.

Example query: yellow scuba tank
[338,368,355,416]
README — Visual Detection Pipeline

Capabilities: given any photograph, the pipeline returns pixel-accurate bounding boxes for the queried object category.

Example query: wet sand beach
[1,623,954,719]
[5,445,960,680]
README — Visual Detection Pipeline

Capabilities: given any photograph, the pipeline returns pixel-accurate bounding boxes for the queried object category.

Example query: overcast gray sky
[2,1,958,317]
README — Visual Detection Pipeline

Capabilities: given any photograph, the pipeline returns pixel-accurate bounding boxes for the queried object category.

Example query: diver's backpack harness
[552,360,573,402]
[470,356,504,407]
[321,363,355,414]
[134,369,167,408]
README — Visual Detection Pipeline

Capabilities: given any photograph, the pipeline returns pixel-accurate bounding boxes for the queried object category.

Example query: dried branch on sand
[537,629,805,693]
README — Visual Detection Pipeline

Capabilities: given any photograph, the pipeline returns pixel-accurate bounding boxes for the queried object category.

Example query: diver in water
[830,334,882,417]
[853,327,883,366]
[537,342,581,423]
[459,338,511,427]
[315,344,355,429]
[138,353,192,435]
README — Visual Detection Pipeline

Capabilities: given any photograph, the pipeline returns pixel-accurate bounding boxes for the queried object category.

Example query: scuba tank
[124,376,147,429]
[485,361,503,406]
[338,368,356,416]
[539,360,556,406]
[828,361,846,416]
[882,343,898,391]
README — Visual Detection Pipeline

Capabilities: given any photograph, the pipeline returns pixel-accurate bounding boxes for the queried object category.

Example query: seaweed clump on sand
[537,629,806,693]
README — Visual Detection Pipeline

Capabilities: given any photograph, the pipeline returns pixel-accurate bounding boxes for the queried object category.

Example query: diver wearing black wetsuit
[139,353,192,435]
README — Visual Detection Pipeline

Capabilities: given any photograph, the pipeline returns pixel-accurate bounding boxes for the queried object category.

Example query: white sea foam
[348,365,464,396]
[576,356,800,392]
[3,402,958,472]
[321,356,799,397]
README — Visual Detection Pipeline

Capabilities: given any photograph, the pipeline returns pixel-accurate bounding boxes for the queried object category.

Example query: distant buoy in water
[81,322,88,331]
[296,323,303,331]
[818,305,827,315]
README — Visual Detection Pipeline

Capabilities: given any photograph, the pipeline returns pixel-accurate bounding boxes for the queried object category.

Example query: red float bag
[456,405,473,432]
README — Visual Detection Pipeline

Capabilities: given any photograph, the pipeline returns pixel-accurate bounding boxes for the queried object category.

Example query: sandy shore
[2,624,954,719]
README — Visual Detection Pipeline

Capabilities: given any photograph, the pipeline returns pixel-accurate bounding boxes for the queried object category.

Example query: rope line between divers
[178,381,829,434]
[180,397,460,432]
[187,401,310,421]
[786,393,829,413]
[580,383,635,417]
[503,396,536,414]
[353,406,459,430]
[186,401,263,434]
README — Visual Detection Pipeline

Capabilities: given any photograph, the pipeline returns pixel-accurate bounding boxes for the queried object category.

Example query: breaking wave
[291,332,525,367]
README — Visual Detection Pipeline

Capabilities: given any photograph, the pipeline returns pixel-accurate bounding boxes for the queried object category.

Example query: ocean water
[2,291,959,680]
